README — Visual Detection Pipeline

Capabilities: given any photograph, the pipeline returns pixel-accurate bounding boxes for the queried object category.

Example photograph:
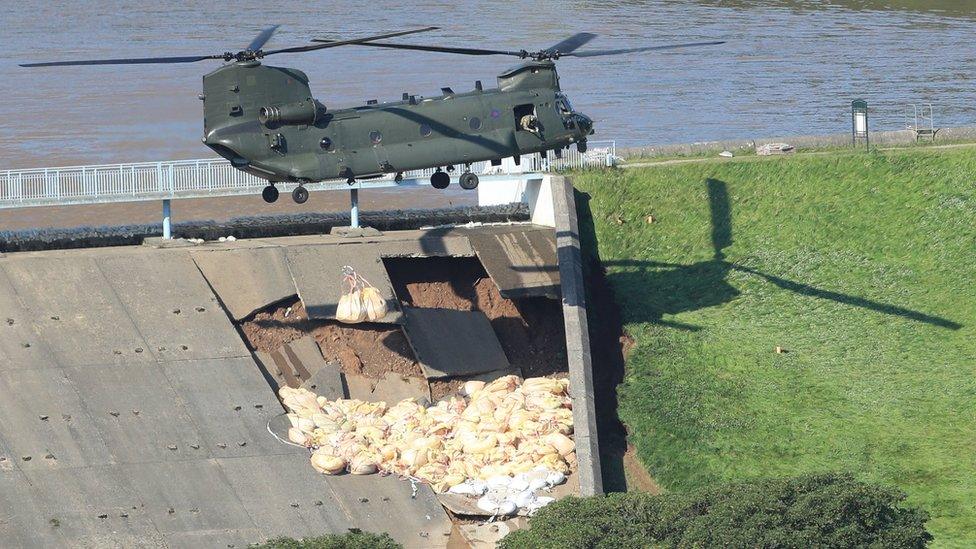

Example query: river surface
[2,1,976,169]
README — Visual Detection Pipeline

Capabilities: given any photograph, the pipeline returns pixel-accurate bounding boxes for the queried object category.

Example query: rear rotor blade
[264,26,439,56]
[247,25,280,51]
[309,39,522,57]
[544,32,596,54]
[563,40,725,58]
[20,54,222,67]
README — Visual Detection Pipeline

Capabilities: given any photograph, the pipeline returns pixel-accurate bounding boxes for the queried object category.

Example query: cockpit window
[555,94,573,115]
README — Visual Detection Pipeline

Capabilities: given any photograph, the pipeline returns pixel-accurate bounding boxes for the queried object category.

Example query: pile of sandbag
[279,375,575,497]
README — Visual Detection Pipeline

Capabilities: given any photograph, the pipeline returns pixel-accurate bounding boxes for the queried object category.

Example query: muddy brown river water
[2,1,976,228]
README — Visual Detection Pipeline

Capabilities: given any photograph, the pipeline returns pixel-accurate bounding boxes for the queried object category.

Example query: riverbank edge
[618,125,976,159]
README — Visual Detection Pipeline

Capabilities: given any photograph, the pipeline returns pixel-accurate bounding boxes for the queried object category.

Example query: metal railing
[0,140,614,209]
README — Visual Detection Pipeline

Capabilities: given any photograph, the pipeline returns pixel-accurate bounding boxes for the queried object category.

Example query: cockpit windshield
[555,93,574,115]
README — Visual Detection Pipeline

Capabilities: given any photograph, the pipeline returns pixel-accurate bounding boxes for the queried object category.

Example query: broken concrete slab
[458,517,528,548]
[191,247,297,320]
[332,226,383,238]
[286,243,402,323]
[0,368,112,469]
[256,335,332,391]
[301,362,346,399]
[345,372,430,403]
[99,252,250,362]
[402,307,511,379]
[161,358,293,459]
[1,255,154,367]
[65,362,209,463]
[465,226,560,299]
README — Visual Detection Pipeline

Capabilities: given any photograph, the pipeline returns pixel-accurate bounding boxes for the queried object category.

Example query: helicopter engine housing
[259,100,319,127]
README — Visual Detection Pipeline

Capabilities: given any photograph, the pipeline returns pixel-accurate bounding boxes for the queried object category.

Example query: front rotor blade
[309,39,521,57]
[247,25,280,51]
[264,26,439,56]
[545,32,596,54]
[564,40,725,58]
[20,54,222,67]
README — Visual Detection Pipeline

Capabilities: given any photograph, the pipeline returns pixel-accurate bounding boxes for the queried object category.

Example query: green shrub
[500,473,932,548]
[253,530,400,549]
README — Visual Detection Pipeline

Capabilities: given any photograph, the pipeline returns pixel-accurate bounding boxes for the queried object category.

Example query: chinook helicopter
[22,27,723,204]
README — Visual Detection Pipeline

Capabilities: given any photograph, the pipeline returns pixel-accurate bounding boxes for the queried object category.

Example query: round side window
[369,130,382,144]
[469,117,482,130]
[420,124,432,137]
[319,137,333,151]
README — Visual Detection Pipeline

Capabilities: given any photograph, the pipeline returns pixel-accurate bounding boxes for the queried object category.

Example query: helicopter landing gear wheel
[262,185,279,203]
[459,172,479,190]
[292,185,309,204]
[430,170,450,189]
[394,172,404,183]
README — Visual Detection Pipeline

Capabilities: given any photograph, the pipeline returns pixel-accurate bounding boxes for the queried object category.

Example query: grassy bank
[574,148,976,547]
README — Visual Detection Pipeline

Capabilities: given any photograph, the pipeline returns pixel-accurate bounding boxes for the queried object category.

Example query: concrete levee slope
[0,241,453,548]
[0,218,599,546]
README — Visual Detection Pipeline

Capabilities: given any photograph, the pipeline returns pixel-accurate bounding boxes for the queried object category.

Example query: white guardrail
[0,141,614,209]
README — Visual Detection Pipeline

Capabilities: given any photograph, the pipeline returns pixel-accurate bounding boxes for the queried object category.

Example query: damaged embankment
[239,256,567,402]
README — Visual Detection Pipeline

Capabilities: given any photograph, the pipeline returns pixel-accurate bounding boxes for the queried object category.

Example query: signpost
[852,99,869,149]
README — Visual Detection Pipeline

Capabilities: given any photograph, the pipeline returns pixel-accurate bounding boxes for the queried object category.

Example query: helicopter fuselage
[201,60,593,183]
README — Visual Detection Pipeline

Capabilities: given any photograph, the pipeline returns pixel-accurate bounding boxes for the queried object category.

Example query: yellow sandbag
[350,452,379,475]
[310,450,346,475]
[361,286,389,321]
[544,432,576,457]
[288,427,309,446]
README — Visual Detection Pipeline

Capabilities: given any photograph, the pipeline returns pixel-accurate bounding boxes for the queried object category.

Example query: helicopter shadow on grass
[601,178,962,332]
[577,178,961,492]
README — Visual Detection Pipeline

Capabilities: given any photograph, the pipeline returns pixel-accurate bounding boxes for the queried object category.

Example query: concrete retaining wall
[550,174,603,496]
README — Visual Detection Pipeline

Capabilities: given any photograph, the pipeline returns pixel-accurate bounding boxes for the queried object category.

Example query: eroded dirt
[240,298,422,378]
[385,256,567,379]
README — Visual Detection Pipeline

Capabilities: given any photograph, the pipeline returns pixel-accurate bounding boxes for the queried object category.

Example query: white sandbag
[510,489,536,508]
[448,480,488,496]
[486,475,512,490]
[546,471,566,486]
[336,290,366,323]
[477,495,518,516]
[509,477,530,492]
[526,496,555,514]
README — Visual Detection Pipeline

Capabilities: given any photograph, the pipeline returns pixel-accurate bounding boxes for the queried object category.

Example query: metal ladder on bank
[906,104,940,142]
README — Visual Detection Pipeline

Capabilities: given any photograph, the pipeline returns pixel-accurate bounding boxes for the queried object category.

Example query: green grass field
[573,148,976,547]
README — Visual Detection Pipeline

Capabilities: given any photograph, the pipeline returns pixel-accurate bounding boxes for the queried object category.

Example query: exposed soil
[385,257,568,379]
[429,379,465,402]
[622,444,662,494]
[240,298,422,378]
